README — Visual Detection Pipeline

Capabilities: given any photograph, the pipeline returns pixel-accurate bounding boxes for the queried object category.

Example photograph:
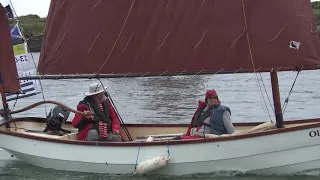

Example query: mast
[0,72,10,128]
[270,70,283,128]
[0,3,21,123]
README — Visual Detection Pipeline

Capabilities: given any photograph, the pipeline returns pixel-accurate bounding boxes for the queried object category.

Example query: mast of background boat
[0,73,10,123]
[270,70,284,128]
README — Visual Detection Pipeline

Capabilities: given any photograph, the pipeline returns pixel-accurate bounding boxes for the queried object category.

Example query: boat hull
[0,148,15,160]
[0,125,320,175]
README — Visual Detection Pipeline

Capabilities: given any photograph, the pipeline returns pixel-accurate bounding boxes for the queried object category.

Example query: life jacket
[192,103,231,135]
[210,103,231,135]
[83,97,112,139]
[192,104,211,128]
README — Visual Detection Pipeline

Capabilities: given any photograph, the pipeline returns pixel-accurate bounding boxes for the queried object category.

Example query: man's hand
[83,110,91,119]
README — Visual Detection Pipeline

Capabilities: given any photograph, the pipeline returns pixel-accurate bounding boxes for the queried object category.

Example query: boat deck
[2,119,319,142]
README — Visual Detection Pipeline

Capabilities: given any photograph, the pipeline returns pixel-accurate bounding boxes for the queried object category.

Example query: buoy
[133,155,170,175]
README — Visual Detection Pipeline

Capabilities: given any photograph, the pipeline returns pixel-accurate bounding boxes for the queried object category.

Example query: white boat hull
[0,148,15,161]
[0,126,320,175]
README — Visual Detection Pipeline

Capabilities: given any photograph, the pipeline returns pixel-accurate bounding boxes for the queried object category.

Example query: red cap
[205,89,218,99]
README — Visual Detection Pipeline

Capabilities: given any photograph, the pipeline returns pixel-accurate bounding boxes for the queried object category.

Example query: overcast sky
[0,0,50,17]
[0,0,319,18]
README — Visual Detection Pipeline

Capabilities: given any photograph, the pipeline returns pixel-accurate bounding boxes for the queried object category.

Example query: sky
[0,0,50,18]
[0,0,319,18]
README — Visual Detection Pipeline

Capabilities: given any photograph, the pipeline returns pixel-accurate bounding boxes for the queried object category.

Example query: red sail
[38,0,320,76]
[0,4,19,93]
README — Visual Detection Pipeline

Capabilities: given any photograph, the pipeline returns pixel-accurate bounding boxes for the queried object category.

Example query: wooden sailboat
[1,0,320,175]
[0,2,42,160]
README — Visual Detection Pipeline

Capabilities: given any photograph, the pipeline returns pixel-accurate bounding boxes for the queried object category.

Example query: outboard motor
[43,105,71,135]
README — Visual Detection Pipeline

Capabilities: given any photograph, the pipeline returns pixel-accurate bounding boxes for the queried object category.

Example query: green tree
[8,14,46,38]
[312,1,320,9]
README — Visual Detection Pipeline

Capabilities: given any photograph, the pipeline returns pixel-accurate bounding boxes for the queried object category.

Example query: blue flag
[4,5,14,19]
[10,23,22,41]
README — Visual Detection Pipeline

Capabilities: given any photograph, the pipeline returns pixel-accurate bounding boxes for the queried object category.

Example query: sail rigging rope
[240,0,273,121]
[7,98,18,128]
[106,91,133,141]
[11,96,18,111]
[255,74,273,121]
[134,142,142,171]
[166,140,171,157]
[93,0,136,77]
[132,141,171,173]
[258,73,275,114]
[282,68,302,114]
[97,79,133,141]
[9,0,48,116]
[106,92,133,141]
[256,73,275,122]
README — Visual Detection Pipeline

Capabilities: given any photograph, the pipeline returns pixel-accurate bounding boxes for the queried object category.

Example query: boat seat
[24,128,78,133]
[55,132,78,140]
[7,127,78,140]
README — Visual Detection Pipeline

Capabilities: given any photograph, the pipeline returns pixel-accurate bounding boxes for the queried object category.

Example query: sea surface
[0,52,319,179]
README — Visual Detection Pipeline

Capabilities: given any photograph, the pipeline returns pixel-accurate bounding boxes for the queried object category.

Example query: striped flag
[6,69,41,102]
[6,81,41,102]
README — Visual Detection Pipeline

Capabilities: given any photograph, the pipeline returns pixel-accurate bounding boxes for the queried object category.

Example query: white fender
[133,155,170,175]
[146,136,154,142]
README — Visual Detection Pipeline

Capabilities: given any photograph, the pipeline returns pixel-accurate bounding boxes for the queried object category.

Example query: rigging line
[25,47,48,117]
[282,69,301,114]
[94,0,135,76]
[241,0,255,71]
[9,0,48,116]
[97,79,133,141]
[255,75,272,121]
[9,98,18,128]
[258,73,275,113]
[11,96,18,111]
[134,142,142,171]
[252,68,270,119]
[108,91,133,141]
[257,73,273,121]
[241,0,272,121]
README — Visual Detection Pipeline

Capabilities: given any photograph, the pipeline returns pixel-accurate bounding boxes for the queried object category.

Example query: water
[1,160,320,180]
[1,53,320,179]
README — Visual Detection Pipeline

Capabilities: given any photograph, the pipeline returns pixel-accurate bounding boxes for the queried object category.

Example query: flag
[5,69,41,102]
[6,81,41,102]
[4,5,14,19]
[13,43,29,64]
[10,23,23,41]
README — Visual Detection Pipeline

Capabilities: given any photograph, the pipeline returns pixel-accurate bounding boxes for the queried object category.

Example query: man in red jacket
[72,82,123,142]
